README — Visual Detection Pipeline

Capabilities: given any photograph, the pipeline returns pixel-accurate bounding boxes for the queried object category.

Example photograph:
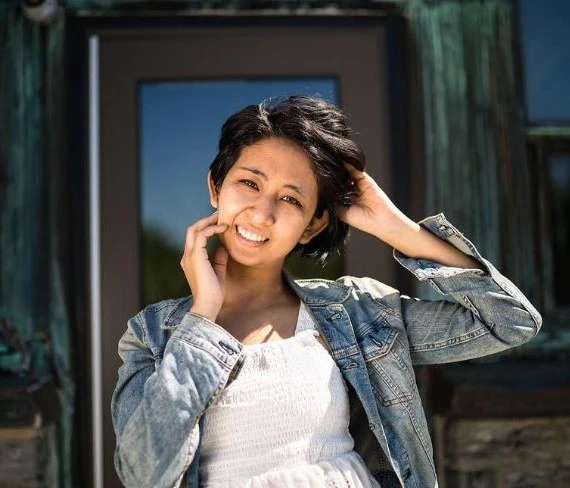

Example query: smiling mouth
[236,225,269,243]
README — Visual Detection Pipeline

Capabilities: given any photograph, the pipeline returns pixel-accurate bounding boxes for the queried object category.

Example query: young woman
[111,96,542,488]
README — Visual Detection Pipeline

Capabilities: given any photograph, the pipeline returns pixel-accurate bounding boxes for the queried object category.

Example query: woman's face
[208,137,329,269]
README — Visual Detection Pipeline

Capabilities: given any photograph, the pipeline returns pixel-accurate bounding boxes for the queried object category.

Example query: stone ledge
[0,423,58,487]
[435,416,570,488]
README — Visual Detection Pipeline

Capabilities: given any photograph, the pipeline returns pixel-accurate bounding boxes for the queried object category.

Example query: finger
[213,245,228,285]
[183,225,226,259]
[184,215,224,250]
[186,213,220,236]
[343,162,365,178]
[190,224,228,252]
[335,202,349,221]
[343,163,367,190]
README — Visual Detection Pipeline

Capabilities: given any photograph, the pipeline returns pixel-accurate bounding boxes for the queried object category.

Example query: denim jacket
[111,214,542,488]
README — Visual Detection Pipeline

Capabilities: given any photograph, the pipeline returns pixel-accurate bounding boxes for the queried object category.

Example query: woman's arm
[111,309,242,488]
[348,213,541,364]
[339,166,541,364]
[339,164,482,269]
[112,212,237,487]
[370,206,483,270]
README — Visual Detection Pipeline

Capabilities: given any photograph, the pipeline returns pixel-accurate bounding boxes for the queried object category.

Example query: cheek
[285,215,313,241]
[215,191,241,221]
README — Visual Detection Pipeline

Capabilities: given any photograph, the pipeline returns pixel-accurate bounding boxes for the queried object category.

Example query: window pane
[549,155,570,305]
[518,0,570,124]
[139,79,339,305]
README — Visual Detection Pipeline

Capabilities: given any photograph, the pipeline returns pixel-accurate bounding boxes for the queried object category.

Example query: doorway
[81,18,409,487]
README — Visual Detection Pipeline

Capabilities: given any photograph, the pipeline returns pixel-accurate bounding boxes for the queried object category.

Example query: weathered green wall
[0,7,74,487]
[405,0,535,301]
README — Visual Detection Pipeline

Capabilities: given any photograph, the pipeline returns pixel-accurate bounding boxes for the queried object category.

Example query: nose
[250,196,276,226]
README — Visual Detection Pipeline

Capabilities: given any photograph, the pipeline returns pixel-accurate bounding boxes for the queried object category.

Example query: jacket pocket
[361,329,414,407]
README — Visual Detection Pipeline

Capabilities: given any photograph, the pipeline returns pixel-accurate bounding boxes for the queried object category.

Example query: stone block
[436,416,570,488]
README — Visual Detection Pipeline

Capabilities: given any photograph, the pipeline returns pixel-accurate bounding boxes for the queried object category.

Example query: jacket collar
[162,297,192,328]
[161,273,350,329]
[284,273,351,306]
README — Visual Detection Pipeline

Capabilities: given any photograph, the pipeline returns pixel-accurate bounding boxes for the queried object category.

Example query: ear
[299,210,329,245]
[207,171,218,209]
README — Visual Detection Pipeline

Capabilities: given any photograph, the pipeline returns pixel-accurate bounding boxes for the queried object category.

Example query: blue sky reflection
[519,0,570,124]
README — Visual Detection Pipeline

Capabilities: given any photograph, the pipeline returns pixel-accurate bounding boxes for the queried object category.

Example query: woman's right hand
[180,213,228,322]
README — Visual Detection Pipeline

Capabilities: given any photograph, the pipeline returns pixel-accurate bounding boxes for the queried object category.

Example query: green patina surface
[1,6,74,486]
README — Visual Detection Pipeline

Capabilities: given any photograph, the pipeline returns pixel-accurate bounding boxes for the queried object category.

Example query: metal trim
[88,34,104,488]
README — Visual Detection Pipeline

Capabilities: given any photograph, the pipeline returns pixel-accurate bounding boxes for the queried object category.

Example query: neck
[222,258,293,310]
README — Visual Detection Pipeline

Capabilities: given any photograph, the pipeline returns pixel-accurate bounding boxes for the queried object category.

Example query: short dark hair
[209,95,366,262]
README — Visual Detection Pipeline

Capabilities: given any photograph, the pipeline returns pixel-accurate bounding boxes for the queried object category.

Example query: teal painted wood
[0,6,44,348]
[0,7,74,487]
[61,0,385,9]
[403,0,537,306]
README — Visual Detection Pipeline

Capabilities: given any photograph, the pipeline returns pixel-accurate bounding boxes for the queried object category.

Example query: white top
[199,302,381,488]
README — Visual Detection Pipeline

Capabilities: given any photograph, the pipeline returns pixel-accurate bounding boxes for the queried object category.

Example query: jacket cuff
[393,213,493,283]
[171,312,243,370]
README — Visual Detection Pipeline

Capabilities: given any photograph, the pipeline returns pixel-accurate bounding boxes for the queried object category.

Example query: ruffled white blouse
[199,302,381,488]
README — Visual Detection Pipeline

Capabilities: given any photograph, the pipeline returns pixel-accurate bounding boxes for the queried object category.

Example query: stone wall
[434,416,570,488]
[0,424,58,488]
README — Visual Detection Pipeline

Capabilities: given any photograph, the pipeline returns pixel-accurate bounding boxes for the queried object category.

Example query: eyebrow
[238,166,305,196]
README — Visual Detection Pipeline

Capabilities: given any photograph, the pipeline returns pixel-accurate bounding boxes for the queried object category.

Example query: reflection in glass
[518,0,570,123]
[140,79,339,305]
[549,155,570,305]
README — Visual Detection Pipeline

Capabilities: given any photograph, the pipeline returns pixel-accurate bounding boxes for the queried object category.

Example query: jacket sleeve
[111,310,243,488]
[354,213,542,366]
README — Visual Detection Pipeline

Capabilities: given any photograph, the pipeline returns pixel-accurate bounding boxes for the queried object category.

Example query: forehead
[233,138,318,187]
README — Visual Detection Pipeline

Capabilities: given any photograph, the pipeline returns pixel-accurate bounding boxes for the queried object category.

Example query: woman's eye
[239,179,258,190]
[282,196,303,208]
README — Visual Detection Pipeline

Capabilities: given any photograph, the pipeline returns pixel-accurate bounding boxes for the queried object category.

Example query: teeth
[237,226,267,242]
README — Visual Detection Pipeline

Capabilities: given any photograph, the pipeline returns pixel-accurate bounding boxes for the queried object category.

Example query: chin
[225,247,265,267]
[226,244,286,270]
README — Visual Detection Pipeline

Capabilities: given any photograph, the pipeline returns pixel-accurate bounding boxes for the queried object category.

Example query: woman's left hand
[339,164,484,269]
[337,164,400,239]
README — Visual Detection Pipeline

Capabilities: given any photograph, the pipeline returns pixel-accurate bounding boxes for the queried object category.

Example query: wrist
[372,206,416,242]
[190,303,221,323]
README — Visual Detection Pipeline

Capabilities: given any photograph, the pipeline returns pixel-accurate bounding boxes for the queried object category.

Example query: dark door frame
[67,14,419,488]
